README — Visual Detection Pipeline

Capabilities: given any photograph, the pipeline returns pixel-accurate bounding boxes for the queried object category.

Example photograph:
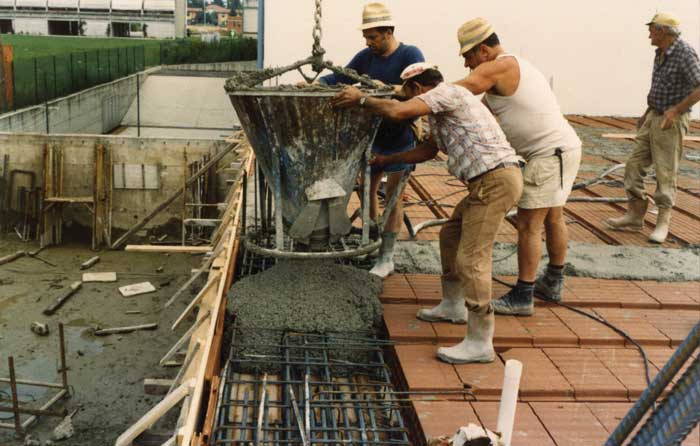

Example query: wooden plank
[602,133,700,141]
[82,272,117,282]
[44,196,94,203]
[94,323,158,336]
[80,256,100,270]
[115,380,193,446]
[143,379,175,396]
[125,245,212,254]
[43,281,82,315]
[119,282,157,297]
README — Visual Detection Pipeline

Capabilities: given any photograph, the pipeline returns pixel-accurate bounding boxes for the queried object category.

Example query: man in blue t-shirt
[317,2,424,278]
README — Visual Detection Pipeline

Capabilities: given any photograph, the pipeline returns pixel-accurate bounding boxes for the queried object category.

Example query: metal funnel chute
[228,89,391,246]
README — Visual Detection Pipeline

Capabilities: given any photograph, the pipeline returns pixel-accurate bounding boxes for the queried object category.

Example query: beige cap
[360,2,395,30]
[457,17,495,55]
[646,12,680,27]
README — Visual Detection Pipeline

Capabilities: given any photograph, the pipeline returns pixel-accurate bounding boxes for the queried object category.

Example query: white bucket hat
[359,3,396,30]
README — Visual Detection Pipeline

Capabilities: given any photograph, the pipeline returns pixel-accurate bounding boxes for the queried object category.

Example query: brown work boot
[604,198,647,231]
[649,208,671,244]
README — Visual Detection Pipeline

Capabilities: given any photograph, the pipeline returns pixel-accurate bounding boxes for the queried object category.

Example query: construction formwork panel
[111,0,141,10]
[0,0,15,7]
[143,20,173,38]
[78,0,109,9]
[143,0,173,11]
[14,17,48,34]
[15,0,46,7]
[84,18,108,36]
[48,0,78,7]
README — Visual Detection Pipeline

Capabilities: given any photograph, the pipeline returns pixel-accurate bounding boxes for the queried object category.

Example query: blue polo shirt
[321,43,425,151]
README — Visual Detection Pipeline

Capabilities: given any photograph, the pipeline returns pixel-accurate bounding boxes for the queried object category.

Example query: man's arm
[662,86,700,129]
[454,64,498,95]
[331,86,431,121]
[370,141,440,167]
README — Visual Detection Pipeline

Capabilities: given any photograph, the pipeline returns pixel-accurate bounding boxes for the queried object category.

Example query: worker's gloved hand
[331,86,364,108]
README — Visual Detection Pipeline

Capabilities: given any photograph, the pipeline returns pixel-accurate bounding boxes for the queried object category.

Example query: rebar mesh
[213,332,411,446]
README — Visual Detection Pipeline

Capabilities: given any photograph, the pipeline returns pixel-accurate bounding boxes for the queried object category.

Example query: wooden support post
[43,281,82,315]
[8,357,22,436]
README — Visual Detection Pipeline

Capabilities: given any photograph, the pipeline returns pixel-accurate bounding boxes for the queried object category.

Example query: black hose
[491,276,654,389]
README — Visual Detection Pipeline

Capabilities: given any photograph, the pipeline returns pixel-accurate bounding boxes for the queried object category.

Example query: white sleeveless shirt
[485,54,581,160]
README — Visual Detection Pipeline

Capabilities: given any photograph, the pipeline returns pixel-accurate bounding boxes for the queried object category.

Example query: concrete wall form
[0,132,236,231]
[0,69,153,134]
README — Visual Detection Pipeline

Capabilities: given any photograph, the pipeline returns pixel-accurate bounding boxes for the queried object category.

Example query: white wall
[145,20,174,38]
[14,17,48,34]
[85,19,109,36]
[264,0,700,118]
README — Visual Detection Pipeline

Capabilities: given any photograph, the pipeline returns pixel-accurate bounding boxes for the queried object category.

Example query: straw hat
[400,62,439,81]
[645,12,680,27]
[360,3,395,30]
[457,18,495,55]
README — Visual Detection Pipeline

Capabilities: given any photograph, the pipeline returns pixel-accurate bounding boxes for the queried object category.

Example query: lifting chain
[311,0,325,61]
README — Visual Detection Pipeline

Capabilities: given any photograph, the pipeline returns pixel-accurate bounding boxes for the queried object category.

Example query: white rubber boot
[604,198,648,231]
[416,278,468,324]
[649,208,671,244]
[369,232,396,278]
[436,311,495,364]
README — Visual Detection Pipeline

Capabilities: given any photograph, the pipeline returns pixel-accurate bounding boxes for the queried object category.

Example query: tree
[229,0,241,14]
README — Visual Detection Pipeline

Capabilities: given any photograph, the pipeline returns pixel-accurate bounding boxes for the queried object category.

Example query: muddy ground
[0,237,202,446]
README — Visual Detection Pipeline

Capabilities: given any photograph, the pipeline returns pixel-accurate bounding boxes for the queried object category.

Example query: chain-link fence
[7,37,257,112]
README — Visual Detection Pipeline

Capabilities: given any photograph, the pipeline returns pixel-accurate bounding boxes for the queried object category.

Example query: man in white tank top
[451,18,582,317]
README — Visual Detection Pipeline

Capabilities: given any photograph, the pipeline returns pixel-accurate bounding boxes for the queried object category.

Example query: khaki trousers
[625,110,689,209]
[439,166,523,315]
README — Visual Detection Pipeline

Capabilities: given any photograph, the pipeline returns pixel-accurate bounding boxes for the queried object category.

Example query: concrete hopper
[227,85,393,255]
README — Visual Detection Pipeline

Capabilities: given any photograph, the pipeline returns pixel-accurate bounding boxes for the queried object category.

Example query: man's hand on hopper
[331,86,364,108]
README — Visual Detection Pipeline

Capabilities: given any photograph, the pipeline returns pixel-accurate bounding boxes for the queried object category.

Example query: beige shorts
[518,148,581,209]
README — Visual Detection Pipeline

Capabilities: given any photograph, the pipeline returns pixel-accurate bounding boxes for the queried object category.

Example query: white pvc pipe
[496,359,523,446]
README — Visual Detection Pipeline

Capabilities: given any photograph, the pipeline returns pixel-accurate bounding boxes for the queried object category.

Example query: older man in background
[605,13,700,243]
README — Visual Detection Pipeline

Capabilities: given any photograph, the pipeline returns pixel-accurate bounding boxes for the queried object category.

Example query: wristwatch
[359,95,368,107]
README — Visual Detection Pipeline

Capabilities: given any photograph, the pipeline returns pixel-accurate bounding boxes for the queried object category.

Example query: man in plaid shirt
[605,12,700,243]
[332,63,523,364]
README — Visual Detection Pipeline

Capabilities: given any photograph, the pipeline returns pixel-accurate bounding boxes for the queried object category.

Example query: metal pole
[69,53,74,93]
[605,321,700,446]
[44,73,49,134]
[33,58,38,104]
[58,323,68,389]
[8,357,22,436]
[361,146,371,245]
[52,55,56,98]
[271,151,284,250]
[136,74,140,137]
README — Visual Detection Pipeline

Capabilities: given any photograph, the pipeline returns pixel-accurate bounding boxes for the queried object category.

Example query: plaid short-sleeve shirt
[417,83,522,182]
[647,38,700,113]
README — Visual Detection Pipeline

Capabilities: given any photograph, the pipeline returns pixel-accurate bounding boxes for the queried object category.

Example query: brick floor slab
[383,304,436,341]
[472,402,556,446]
[531,402,610,446]
[500,348,574,400]
[394,344,463,394]
[544,348,628,401]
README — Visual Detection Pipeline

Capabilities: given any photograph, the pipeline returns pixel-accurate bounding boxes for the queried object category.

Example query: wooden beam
[94,323,158,336]
[43,281,82,316]
[125,245,213,254]
[111,141,241,249]
[143,379,175,396]
[114,380,193,446]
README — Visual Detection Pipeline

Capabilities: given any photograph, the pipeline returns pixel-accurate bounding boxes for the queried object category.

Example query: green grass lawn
[0,34,168,60]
